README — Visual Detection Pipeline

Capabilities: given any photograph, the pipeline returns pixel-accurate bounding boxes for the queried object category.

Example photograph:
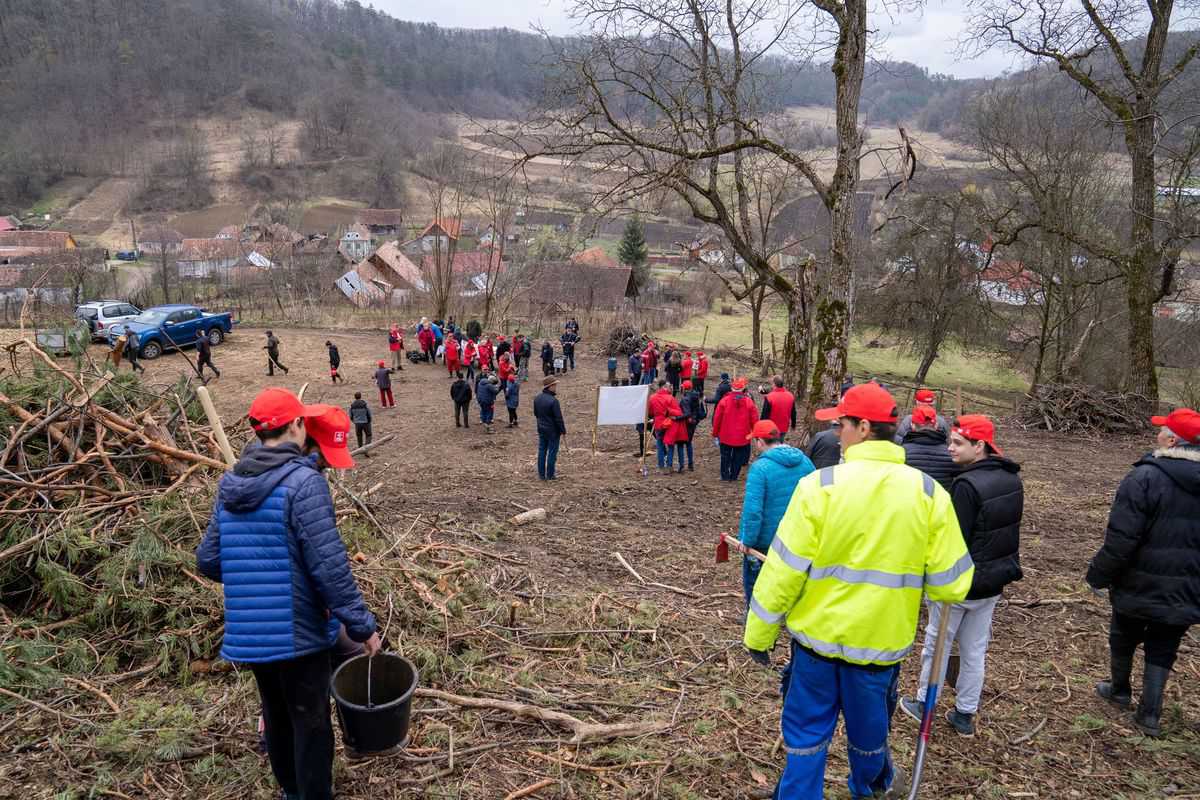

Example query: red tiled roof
[0,217,17,233]
[356,209,404,227]
[419,218,462,239]
[138,226,184,245]
[571,246,618,268]
[364,241,424,289]
[0,230,75,250]
[179,238,241,261]
[430,248,505,275]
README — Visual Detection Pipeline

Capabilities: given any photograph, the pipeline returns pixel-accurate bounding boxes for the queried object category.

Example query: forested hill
[0,0,965,121]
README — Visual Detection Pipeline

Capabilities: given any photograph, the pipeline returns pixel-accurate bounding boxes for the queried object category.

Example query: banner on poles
[596,384,650,426]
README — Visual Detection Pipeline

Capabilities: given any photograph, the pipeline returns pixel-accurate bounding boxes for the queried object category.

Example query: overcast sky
[374,0,1024,78]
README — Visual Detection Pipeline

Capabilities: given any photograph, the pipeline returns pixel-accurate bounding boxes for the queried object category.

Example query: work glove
[746,648,771,667]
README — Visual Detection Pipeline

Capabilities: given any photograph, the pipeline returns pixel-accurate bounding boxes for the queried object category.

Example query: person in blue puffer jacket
[196,388,379,800]
[737,419,815,605]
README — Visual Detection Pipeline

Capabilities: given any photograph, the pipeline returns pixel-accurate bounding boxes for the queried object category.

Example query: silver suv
[75,301,142,341]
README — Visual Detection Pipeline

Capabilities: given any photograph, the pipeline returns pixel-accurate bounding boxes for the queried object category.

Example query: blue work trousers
[776,642,899,800]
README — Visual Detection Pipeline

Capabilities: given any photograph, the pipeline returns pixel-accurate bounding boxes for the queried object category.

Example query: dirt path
[55,177,139,244]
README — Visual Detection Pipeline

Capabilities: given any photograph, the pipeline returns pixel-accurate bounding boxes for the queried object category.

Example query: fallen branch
[502,778,557,800]
[612,551,701,598]
[416,688,669,743]
[1009,716,1048,746]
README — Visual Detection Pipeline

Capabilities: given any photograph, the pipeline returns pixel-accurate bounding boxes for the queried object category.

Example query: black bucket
[331,653,418,757]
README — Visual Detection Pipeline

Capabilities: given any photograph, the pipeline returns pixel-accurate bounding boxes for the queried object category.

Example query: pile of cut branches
[1017,383,1149,434]
[605,323,647,356]
[0,338,239,678]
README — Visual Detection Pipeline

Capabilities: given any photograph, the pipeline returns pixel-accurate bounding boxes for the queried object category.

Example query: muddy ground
[3,324,1198,799]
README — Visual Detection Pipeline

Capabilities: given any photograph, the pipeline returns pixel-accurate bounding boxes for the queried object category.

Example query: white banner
[596,384,650,426]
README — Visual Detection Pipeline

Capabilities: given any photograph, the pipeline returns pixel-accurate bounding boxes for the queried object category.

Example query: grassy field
[657,310,1030,395]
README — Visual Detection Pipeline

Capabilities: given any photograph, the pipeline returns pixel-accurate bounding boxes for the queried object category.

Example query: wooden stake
[196,385,235,468]
[641,384,650,477]
[701,324,709,349]
[955,384,962,418]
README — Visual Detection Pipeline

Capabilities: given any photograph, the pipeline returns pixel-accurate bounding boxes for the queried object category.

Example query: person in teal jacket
[737,419,815,604]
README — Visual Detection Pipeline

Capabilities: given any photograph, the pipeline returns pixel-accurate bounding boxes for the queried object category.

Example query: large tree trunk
[914,341,939,386]
[803,0,866,425]
[1124,117,1159,403]
[749,286,764,363]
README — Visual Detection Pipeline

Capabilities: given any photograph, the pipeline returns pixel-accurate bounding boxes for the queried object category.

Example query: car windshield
[76,307,98,318]
[131,311,169,325]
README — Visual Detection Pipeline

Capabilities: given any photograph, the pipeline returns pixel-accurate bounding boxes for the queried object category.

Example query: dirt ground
[4,324,1198,799]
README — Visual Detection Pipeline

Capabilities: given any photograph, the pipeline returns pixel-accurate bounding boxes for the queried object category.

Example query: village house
[0,230,78,255]
[137,226,184,256]
[570,246,618,269]
[0,248,106,305]
[337,241,425,306]
[339,223,374,263]
[978,261,1041,305]
[176,238,241,278]
[524,261,637,314]
[355,209,405,240]
[419,219,462,253]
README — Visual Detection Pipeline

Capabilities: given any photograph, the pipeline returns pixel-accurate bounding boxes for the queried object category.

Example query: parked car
[114,250,141,261]
[75,300,142,341]
[106,304,235,360]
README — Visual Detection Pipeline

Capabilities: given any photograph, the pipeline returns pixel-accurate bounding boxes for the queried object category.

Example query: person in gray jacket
[348,393,372,449]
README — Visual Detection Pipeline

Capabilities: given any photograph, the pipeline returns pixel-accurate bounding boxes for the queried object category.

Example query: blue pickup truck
[107,304,234,360]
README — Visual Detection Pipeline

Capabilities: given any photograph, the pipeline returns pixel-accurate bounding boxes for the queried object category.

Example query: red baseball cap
[305,405,355,469]
[248,388,321,432]
[1151,408,1200,444]
[748,419,781,442]
[912,404,937,426]
[732,377,748,390]
[682,380,693,390]
[915,388,936,403]
[953,414,1003,456]
[815,383,898,423]
[377,359,386,367]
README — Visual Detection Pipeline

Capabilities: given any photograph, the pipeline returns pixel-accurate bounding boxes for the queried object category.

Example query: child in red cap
[375,360,395,408]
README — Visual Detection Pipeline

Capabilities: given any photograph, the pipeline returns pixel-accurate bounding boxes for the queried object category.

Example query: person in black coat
[805,424,841,469]
[900,405,958,490]
[706,373,732,419]
[533,376,566,480]
[1088,408,1200,737]
[628,352,641,385]
[450,372,472,428]
[541,341,555,376]
[678,380,706,471]
[196,329,221,379]
[902,415,1022,739]
[324,340,343,384]
[664,352,682,395]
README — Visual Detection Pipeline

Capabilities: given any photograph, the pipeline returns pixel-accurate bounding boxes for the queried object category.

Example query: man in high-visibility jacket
[743,382,974,800]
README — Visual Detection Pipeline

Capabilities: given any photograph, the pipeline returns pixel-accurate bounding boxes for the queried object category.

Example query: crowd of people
[181,316,1198,800]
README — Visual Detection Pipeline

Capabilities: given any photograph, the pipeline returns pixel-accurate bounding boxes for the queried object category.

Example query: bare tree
[969,0,1200,404]
[474,156,519,329]
[417,144,470,320]
[517,0,897,429]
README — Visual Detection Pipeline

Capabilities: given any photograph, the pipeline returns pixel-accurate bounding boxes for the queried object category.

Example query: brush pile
[604,323,647,356]
[1017,383,1149,434]
[0,338,241,679]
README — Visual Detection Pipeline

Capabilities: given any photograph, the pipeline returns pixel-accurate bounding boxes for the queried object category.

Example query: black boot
[1096,651,1134,708]
[1134,664,1170,737]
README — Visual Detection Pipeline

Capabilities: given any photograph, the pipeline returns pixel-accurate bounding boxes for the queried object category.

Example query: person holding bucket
[196,388,380,800]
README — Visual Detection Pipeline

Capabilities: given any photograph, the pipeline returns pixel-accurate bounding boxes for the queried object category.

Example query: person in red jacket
[647,381,685,472]
[497,352,515,389]
[462,339,479,381]
[445,335,460,377]
[478,337,494,371]
[388,324,405,370]
[681,351,694,381]
[694,352,710,395]
[760,376,797,438]
[643,342,659,383]
[417,323,435,364]
[712,377,759,481]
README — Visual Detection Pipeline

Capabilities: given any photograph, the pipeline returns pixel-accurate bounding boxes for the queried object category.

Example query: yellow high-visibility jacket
[744,439,973,665]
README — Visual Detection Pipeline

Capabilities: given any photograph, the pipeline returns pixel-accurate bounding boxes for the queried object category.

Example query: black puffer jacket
[901,428,958,490]
[952,456,1023,600]
[1087,446,1200,625]
[806,428,841,469]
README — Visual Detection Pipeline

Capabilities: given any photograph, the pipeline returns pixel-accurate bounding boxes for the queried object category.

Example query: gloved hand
[1087,582,1108,600]
[746,648,771,667]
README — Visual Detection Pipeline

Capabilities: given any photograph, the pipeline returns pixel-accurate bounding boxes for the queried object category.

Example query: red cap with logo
[915,388,936,404]
[953,414,1003,456]
[815,383,898,423]
[1151,408,1200,444]
[248,388,321,432]
[682,380,693,390]
[304,404,355,469]
[912,404,937,426]
[748,419,781,442]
